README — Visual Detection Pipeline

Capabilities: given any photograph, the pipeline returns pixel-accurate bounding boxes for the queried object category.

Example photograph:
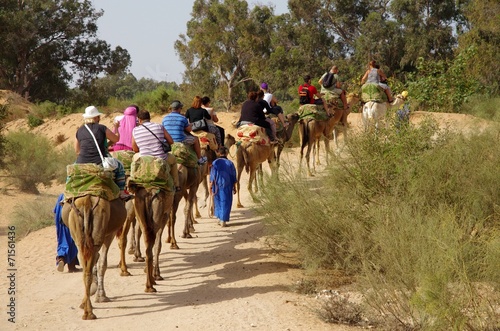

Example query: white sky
[91,0,289,83]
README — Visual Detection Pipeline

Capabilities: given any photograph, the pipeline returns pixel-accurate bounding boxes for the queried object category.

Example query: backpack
[299,85,310,105]
[322,72,335,88]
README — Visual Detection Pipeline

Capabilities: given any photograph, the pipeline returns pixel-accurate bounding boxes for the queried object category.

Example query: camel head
[346,92,360,106]
[225,134,236,150]
[389,91,408,109]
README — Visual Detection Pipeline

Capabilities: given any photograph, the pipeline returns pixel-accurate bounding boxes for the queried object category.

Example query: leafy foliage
[3,131,63,193]
[0,0,131,102]
[259,120,500,329]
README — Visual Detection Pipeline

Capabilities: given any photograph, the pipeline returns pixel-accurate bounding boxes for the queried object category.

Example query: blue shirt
[162,112,188,142]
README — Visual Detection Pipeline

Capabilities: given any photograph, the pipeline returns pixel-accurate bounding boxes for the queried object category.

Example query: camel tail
[241,145,250,173]
[82,195,94,261]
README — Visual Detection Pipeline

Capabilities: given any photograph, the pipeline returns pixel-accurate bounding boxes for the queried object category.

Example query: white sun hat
[82,106,103,119]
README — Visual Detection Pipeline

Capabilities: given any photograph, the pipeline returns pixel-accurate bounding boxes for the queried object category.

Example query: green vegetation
[259,120,500,329]
[10,195,57,239]
[3,131,74,194]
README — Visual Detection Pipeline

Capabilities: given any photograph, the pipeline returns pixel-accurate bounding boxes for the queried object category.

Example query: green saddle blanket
[171,142,198,168]
[128,155,174,193]
[65,163,120,201]
[110,150,135,176]
[361,83,388,102]
[298,104,329,121]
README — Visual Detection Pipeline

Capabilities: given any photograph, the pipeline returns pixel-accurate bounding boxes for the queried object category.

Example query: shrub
[11,195,56,239]
[27,114,44,128]
[259,119,500,329]
[3,131,61,193]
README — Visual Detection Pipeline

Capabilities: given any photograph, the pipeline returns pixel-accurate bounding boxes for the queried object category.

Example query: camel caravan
[59,67,407,319]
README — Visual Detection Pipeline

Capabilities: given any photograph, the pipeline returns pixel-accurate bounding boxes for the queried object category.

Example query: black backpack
[299,85,310,105]
[322,72,335,88]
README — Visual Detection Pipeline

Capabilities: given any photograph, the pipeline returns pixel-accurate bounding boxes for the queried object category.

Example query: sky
[91,0,290,84]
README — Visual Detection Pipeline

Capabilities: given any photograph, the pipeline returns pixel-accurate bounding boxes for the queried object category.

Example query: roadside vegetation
[259,118,500,330]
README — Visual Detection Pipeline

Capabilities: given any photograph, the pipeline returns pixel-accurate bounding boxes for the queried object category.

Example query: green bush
[11,195,56,239]
[27,114,44,128]
[3,131,61,193]
[259,119,500,329]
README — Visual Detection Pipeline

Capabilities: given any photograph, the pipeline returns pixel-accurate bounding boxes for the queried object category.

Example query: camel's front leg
[118,209,133,276]
[153,226,164,281]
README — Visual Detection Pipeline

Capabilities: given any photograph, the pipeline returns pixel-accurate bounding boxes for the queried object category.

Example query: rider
[298,75,332,116]
[75,106,132,201]
[162,100,208,165]
[260,82,288,128]
[318,65,348,113]
[132,109,180,192]
[361,60,393,103]
[238,91,278,144]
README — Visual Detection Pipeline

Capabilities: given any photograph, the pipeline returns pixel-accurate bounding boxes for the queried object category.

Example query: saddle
[190,130,218,151]
[110,150,135,176]
[297,104,329,121]
[235,124,271,146]
[65,163,120,201]
[127,155,174,193]
[170,142,199,168]
[361,83,388,103]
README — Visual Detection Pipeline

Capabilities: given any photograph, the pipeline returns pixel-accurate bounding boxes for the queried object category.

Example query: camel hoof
[195,213,201,218]
[95,295,110,303]
[82,313,97,320]
[181,233,192,239]
[170,244,179,250]
[120,271,132,277]
[145,287,157,293]
[155,275,164,281]
[193,219,199,224]
[237,204,244,208]
[127,248,135,255]
[189,226,196,232]
[79,302,85,309]
[133,256,145,262]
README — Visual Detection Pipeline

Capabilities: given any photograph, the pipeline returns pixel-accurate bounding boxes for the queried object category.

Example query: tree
[175,0,274,109]
[0,0,131,102]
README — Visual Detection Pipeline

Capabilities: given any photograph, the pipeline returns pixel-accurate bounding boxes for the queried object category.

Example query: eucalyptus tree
[175,0,275,110]
[0,0,131,102]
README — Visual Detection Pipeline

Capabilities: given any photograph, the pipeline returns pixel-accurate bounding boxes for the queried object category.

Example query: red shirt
[298,83,318,104]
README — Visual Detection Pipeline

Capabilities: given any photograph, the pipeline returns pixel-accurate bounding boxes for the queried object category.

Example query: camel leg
[127,219,136,255]
[79,249,99,320]
[95,234,114,303]
[118,205,134,276]
[153,227,164,281]
[305,142,314,177]
[166,193,181,249]
[133,224,144,262]
[236,165,244,208]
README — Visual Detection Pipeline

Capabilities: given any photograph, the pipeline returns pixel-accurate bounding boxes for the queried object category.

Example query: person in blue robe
[210,147,237,227]
[54,193,79,272]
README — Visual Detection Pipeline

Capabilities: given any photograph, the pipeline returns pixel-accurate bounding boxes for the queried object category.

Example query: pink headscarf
[113,106,137,151]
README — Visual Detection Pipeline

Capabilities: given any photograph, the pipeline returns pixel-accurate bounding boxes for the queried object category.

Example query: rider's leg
[166,153,179,189]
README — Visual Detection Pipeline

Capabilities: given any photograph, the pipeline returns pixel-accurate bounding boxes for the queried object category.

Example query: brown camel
[62,196,127,320]
[274,112,300,168]
[131,187,174,292]
[166,163,204,249]
[194,145,217,219]
[299,93,360,176]
[232,136,276,208]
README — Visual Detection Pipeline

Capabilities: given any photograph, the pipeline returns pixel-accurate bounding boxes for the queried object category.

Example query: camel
[299,93,363,175]
[232,136,276,208]
[362,93,406,131]
[274,112,300,168]
[194,145,217,219]
[299,106,344,177]
[166,162,204,249]
[131,187,174,292]
[62,196,127,320]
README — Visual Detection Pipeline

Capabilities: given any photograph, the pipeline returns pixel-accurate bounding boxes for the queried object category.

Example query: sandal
[56,257,65,272]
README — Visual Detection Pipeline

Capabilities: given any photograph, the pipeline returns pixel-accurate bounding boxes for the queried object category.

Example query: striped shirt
[162,112,188,142]
[132,121,167,159]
